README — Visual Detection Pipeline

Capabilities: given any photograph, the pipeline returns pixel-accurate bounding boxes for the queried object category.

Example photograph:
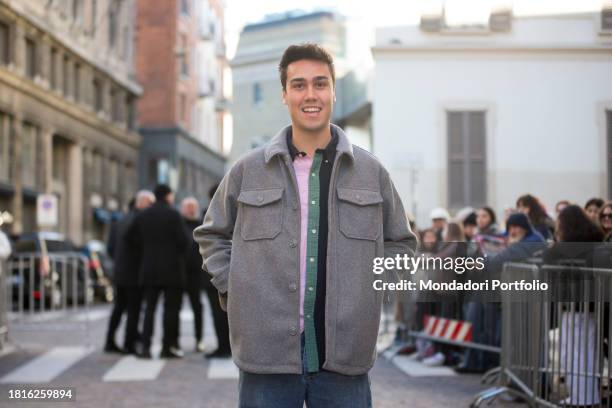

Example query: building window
[91,151,103,190]
[50,47,57,89]
[447,111,486,208]
[0,21,10,65]
[108,3,118,49]
[122,25,129,59]
[179,93,187,124]
[0,112,11,183]
[73,62,81,102]
[25,38,37,79]
[253,83,262,105]
[109,159,119,194]
[180,0,190,15]
[72,0,82,21]
[126,94,135,130]
[608,110,612,199]
[62,55,70,96]
[110,88,118,121]
[21,122,38,189]
[91,0,97,35]
[93,78,103,112]
[179,159,187,190]
[180,35,189,77]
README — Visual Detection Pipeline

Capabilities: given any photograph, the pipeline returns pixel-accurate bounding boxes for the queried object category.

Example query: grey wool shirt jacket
[194,124,418,375]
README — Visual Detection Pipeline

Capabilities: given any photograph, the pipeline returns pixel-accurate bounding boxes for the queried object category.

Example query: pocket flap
[337,188,382,206]
[237,188,283,207]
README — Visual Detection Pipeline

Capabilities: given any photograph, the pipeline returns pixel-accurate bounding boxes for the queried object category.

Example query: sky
[223,0,605,58]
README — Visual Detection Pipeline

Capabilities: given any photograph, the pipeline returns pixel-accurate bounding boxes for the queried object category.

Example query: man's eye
[315,82,327,88]
[293,83,304,89]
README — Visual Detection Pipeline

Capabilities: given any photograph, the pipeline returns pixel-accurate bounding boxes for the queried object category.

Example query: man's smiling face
[282,59,335,134]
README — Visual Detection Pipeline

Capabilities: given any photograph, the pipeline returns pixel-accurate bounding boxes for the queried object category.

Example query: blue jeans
[238,334,372,408]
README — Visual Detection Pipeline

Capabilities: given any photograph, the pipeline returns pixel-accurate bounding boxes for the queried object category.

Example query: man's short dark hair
[278,43,335,91]
[154,184,172,201]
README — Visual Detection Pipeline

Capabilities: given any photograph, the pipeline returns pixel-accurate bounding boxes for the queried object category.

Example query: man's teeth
[303,107,321,112]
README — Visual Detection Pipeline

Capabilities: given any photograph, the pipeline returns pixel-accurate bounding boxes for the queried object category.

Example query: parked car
[9,232,90,311]
[80,240,114,303]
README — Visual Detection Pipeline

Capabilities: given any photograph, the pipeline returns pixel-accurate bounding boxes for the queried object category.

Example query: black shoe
[205,349,231,359]
[104,342,123,354]
[122,346,137,355]
[453,365,483,374]
[136,349,152,359]
[160,348,183,359]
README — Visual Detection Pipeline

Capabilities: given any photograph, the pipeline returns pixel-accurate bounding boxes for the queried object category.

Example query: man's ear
[282,89,287,105]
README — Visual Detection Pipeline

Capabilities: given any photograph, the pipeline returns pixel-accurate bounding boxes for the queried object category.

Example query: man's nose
[305,84,316,99]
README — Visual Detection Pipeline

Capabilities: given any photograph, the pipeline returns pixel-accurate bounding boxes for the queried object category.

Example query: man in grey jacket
[194,43,417,408]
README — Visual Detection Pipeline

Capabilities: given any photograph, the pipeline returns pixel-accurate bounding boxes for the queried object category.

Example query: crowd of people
[395,193,612,377]
[104,183,230,359]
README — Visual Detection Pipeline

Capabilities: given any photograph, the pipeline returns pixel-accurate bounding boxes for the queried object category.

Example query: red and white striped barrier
[423,315,473,343]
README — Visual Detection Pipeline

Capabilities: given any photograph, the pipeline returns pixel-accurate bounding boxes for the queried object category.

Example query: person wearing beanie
[462,212,478,241]
[505,213,545,244]
[456,212,547,374]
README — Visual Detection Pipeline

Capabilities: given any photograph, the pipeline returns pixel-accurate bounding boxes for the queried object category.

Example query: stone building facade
[0,0,141,243]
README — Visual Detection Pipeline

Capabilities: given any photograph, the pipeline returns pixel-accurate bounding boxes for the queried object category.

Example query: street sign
[37,194,58,227]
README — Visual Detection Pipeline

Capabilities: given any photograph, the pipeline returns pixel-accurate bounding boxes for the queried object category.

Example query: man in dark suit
[105,190,155,354]
[128,184,188,359]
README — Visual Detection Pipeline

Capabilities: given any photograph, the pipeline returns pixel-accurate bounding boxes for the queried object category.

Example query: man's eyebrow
[288,76,330,83]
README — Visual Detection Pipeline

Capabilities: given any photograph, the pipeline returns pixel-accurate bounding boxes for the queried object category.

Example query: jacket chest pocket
[237,188,284,240]
[337,188,383,241]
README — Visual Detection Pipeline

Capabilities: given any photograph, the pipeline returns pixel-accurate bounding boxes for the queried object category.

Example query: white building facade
[373,11,612,227]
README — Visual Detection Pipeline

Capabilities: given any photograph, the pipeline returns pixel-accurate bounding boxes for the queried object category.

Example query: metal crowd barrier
[0,258,7,350]
[472,263,612,407]
[4,252,92,347]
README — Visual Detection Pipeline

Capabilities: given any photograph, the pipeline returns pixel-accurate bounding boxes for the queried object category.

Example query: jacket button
[288,283,297,292]
[288,240,297,248]
[289,327,297,336]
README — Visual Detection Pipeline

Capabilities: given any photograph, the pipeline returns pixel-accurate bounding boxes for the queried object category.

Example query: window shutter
[447,111,487,208]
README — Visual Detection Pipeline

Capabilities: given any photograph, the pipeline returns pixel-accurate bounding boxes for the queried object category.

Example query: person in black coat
[105,190,155,354]
[180,197,205,352]
[127,184,188,359]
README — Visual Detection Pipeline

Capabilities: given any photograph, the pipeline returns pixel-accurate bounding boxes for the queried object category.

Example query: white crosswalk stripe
[207,358,239,379]
[0,346,93,383]
[103,344,164,382]
[390,355,457,378]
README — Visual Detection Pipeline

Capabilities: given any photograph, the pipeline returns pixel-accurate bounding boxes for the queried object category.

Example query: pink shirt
[293,154,313,332]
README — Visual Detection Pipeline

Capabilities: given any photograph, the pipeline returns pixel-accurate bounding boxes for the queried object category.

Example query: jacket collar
[264,123,354,164]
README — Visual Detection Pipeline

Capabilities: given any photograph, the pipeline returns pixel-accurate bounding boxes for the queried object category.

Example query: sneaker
[195,340,205,353]
[422,352,445,367]
[406,351,421,360]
